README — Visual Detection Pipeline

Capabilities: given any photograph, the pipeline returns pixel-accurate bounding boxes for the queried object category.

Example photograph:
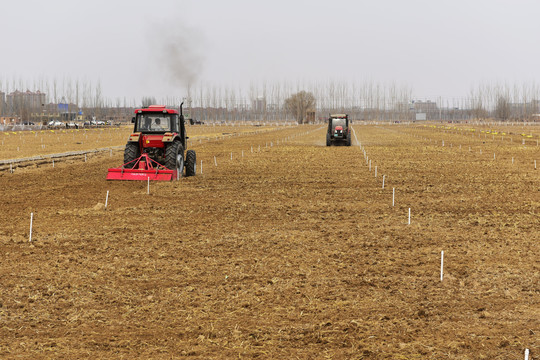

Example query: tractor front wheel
[185,150,196,176]
[165,141,184,176]
[123,142,140,168]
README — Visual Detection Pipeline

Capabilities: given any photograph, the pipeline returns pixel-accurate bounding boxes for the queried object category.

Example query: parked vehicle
[48,120,63,128]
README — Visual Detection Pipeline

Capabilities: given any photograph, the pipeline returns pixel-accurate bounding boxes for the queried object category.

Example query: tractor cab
[135,114,173,132]
[131,105,187,149]
[133,105,184,132]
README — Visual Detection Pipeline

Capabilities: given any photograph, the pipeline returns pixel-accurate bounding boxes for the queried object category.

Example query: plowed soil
[0,123,538,359]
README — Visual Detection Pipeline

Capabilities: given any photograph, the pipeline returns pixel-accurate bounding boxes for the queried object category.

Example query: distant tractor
[107,103,196,181]
[326,114,351,146]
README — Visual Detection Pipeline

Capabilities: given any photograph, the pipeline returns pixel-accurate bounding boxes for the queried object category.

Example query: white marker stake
[525,349,529,360]
[200,160,203,174]
[85,154,87,162]
[242,150,244,158]
[369,160,372,171]
[52,160,55,168]
[10,163,13,173]
[408,208,411,225]
[29,212,33,242]
[110,149,112,157]
[105,190,109,209]
[534,160,537,169]
[494,153,496,160]
[230,152,233,161]
[512,157,514,165]
[251,146,253,153]
[440,251,444,281]
[392,188,395,207]
[375,166,377,177]
[214,156,217,166]
[382,175,385,189]
[147,177,150,194]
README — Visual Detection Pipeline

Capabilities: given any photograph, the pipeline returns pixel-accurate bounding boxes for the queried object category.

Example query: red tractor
[107,103,196,181]
[326,114,352,146]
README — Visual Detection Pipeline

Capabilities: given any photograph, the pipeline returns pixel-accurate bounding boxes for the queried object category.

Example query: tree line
[1,76,539,124]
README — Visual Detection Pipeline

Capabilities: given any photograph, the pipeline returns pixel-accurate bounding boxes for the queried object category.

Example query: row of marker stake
[355,127,445,286]
[5,125,301,174]
[428,125,539,146]
[209,127,321,169]
[357,124,538,353]
[396,128,538,170]
[5,148,117,173]
[410,128,537,169]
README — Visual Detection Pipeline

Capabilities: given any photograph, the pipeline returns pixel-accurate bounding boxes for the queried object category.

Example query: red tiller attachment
[107,153,177,181]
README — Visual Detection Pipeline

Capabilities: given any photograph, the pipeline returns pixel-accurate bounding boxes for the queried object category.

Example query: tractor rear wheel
[123,142,140,168]
[185,150,196,176]
[347,135,352,146]
[326,133,331,146]
[165,141,184,175]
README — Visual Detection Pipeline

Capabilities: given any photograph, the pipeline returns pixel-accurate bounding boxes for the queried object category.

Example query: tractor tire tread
[186,150,196,177]
[165,141,184,173]
[123,142,140,168]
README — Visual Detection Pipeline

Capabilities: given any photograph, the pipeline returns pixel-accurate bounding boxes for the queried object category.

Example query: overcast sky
[1,0,540,102]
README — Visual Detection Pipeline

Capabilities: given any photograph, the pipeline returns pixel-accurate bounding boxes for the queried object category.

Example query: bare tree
[284,90,316,124]
[494,95,510,121]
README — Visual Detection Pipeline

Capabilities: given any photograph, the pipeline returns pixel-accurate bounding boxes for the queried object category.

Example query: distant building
[5,90,47,121]
[0,91,5,115]
[411,100,439,120]
[412,100,438,113]
[252,97,266,112]
[6,90,46,110]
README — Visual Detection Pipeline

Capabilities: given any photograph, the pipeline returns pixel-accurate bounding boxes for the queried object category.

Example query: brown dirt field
[0,123,538,359]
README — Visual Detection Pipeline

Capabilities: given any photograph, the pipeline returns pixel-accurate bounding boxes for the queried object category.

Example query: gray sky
[2,0,540,101]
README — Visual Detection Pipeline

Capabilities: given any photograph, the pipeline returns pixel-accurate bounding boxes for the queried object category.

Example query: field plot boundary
[0,146,123,166]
